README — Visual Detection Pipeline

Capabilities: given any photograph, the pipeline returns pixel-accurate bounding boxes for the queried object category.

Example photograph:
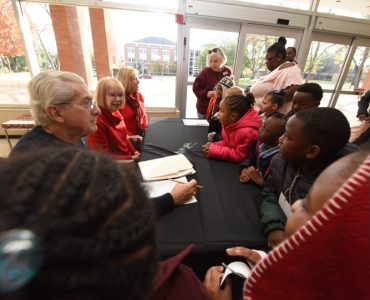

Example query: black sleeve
[151,193,175,217]
[357,90,370,117]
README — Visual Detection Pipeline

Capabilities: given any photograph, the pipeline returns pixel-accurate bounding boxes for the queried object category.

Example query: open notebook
[138,154,195,181]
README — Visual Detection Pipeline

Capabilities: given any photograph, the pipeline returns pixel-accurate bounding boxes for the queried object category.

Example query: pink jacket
[208,108,262,163]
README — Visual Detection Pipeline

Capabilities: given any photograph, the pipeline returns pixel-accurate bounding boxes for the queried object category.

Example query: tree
[24,3,59,70]
[304,42,335,81]
[0,0,25,71]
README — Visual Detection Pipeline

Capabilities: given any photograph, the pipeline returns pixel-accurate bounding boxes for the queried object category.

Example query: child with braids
[203,92,262,163]
[0,148,157,300]
[0,148,208,300]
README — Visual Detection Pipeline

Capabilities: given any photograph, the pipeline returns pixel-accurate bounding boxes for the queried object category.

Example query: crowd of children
[1,37,369,299]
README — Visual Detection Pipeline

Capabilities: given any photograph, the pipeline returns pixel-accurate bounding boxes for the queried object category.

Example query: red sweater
[87,106,137,160]
[192,66,232,114]
[119,92,148,135]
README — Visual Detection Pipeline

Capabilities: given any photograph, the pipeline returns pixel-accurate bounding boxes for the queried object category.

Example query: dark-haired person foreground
[205,144,370,300]
[0,148,209,300]
[0,148,157,299]
[261,107,353,248]
[249,37,302,113]
[10,71,196,217]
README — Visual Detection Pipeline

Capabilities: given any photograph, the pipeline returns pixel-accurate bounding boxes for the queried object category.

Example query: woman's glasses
[265,54,278,62]
[208,48,218,54]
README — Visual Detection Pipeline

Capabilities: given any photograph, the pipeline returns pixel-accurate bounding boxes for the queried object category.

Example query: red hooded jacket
[208,108,261,163]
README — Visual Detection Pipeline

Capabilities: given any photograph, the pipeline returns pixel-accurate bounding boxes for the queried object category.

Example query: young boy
[260,90,284,119]
[239,112,285,186]
[205,146,369,300]
[285,82,323,119]
[260,107,351,248]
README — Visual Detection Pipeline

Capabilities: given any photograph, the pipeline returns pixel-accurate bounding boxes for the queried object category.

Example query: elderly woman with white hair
[10,71,101,156]
[193,47,232,119]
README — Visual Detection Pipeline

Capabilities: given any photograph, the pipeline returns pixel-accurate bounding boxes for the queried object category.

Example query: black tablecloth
[141,118,267,258]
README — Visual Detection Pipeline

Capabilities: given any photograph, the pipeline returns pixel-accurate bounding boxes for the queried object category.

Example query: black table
[141,118,267,262]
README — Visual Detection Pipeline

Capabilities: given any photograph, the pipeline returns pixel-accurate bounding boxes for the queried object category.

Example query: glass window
[112,10,178,108]
[186,27,239,118]
[335,46,370,126]
[239,34,296,87]
[151,48,159,61]
[127,47,135,61]
[0,1,43,106]
[139,48,147,61]
[162,49,170,62]
[235,0,309,10]
[303,41,349,90]
[342,46,370,91]
[103,0,177,10]
[317,0,369,20]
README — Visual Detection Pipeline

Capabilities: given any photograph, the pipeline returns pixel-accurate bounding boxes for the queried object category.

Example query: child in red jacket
[87,77,139,160]
[203,92,262,163]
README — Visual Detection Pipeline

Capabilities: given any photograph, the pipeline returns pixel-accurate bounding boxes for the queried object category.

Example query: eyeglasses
[208,48,218,54]
[107,93,124,98]
[265,54,278,62]
[83,99,97,111]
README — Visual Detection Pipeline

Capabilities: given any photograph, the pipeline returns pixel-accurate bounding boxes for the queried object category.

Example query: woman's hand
[170,179,197,206]
[204,266,232,300]
[207,91,216,98]
[131,152,140,161]
[128,135,143,143]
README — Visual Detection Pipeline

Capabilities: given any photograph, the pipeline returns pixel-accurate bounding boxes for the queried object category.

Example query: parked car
[139,74,153,79]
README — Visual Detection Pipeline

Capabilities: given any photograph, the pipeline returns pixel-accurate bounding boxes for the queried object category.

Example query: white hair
[28,71,86,126]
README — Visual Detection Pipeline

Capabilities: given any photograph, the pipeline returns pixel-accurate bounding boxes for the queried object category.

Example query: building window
[139,48,147,61]
[163,49,170,62]
[151,48,159,61]
[127,47,135,62]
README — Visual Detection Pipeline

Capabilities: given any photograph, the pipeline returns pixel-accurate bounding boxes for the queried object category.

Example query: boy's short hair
[295,107,350,157]
[296,83,323,102]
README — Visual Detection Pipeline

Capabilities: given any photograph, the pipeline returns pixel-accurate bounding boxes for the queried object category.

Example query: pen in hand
[170,179,204,189]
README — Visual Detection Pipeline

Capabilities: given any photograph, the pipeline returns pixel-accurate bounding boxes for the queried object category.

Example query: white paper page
[182,119,209,126]
[138,154,193,180]
[220,261,252,287]
[144,177,197,204]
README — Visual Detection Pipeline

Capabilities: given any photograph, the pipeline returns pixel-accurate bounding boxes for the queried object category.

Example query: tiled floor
[0,137,19,157]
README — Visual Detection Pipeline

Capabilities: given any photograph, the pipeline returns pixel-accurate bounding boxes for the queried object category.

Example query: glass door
[181,17,240,118]
[302,33,352,108]
[237,24,302,88]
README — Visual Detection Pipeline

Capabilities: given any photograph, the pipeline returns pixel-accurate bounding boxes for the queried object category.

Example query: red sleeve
[87,122,133,160]
[208,129,258,163]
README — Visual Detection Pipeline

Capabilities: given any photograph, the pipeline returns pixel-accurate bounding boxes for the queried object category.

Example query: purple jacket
[208,108,262,163]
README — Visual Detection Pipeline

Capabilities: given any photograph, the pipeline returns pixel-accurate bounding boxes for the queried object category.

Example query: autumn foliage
[0,0,24,57]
